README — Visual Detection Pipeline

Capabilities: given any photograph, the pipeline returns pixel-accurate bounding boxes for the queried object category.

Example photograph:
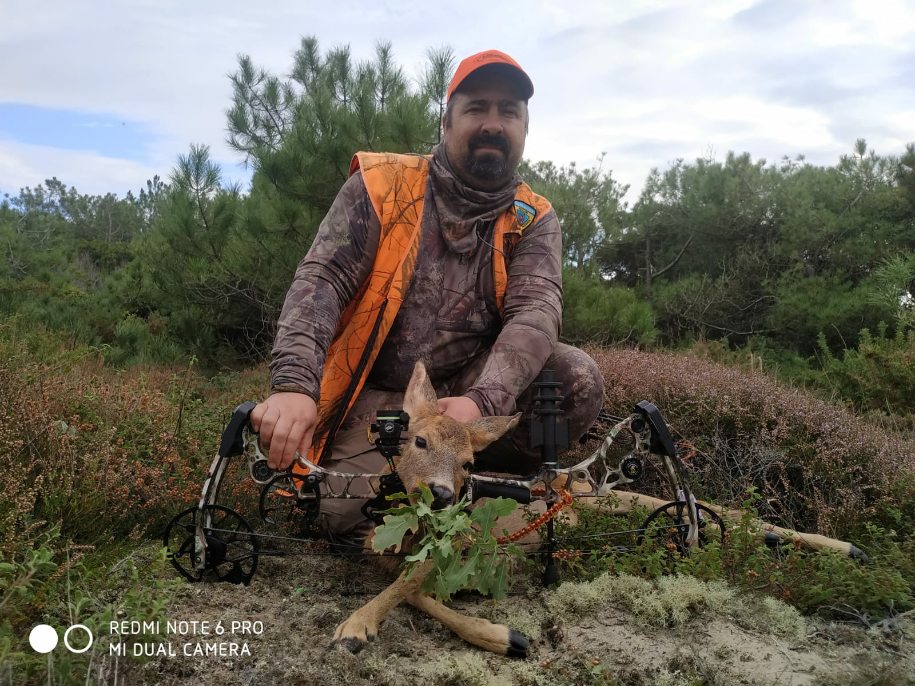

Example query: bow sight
[164,372,719,586]
[371,410,410,463]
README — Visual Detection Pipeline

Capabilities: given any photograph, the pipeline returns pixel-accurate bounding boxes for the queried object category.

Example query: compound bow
[164,370,726,587]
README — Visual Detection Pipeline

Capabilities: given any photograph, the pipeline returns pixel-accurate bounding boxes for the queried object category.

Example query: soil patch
[135,554,913,686]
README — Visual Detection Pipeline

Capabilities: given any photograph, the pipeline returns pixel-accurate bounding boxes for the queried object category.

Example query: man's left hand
[437,396,482,423]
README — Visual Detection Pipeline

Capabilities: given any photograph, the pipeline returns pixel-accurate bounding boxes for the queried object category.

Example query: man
[251,49,604,539]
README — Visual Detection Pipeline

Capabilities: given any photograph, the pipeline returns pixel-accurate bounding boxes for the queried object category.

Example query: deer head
[395,361,520,509]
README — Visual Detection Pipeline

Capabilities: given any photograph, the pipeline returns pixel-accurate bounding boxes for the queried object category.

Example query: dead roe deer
[331,360,532,657]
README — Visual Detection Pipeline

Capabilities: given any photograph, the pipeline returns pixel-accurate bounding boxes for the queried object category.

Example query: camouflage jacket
[269,154,563,418]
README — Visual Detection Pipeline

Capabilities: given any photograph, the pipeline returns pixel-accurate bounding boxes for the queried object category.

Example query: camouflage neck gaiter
[428,144,520,255]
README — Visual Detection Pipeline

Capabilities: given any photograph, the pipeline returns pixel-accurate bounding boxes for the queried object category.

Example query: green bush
[1,537,179,686]
[103,315,185,367]
[816,325,915,418]
[766,273,893,355]
[562,269,657,346]
[550,491,913,621]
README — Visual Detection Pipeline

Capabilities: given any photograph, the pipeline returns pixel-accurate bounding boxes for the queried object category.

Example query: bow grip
[219,401,257,457]
[470,480,532,504]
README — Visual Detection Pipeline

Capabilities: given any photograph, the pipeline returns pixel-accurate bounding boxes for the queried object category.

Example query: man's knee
[471,346,604,474]
[549,343,605,439]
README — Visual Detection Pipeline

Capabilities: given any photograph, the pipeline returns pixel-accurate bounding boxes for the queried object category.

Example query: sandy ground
[112,551,914,686]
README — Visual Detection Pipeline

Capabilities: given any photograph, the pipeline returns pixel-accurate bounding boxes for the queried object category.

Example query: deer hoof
[335,636,365,654]
[849,544,869,562]
[506,629,530,658]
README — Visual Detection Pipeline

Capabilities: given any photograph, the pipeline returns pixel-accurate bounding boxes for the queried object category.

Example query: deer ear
[403,361,438,418]
[466,413,521,452]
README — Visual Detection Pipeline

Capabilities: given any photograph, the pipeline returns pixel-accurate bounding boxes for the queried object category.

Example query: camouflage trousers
[318,342,605,539]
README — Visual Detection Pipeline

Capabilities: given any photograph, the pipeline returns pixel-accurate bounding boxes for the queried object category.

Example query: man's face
[442,71,528,191]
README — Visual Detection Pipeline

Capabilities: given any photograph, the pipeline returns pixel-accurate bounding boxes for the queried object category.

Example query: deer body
[331,361,529,657]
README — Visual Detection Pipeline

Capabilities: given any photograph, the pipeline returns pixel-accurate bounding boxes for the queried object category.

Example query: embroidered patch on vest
[513,200,536,230]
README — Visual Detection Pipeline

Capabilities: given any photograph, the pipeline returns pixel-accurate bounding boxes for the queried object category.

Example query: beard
[461,133,513,184]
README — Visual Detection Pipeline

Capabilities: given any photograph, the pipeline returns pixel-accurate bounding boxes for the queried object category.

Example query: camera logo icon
[29,624,94,654]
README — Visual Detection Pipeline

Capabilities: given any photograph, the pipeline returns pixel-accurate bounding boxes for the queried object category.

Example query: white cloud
[1,0,914,201]
[0,139,165,196]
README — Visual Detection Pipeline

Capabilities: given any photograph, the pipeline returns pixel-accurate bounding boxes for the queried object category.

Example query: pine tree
[141,39,454,363]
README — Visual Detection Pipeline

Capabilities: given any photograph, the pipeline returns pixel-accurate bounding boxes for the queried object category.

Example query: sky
[1,0,914,203]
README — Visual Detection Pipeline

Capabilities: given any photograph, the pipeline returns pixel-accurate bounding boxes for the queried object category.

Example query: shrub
[0,320,260,682]
[766,273,893,355]
[550,491,912,621]
[585,345,915,537]
[103,315,185,367]
[1,542,179,685]
[562,270,657,346]
[0,319,268,551]
[816,325,915,419]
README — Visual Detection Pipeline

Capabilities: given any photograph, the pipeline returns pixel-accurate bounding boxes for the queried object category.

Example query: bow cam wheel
[637,500,724,556]
[164,506,205,582]
[163,505,259,585]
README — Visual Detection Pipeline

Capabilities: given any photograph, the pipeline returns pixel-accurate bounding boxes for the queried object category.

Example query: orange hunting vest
[305,152,552,464]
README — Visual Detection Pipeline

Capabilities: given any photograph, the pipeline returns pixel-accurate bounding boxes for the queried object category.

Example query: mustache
[469,133,510,154]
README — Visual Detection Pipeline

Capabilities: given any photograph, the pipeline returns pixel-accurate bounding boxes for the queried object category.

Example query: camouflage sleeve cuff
[269,387,319,403]
[269,368,320,403]
[463,387,514,418]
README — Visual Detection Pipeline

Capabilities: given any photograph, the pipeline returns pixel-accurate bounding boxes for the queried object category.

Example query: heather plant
[553,344,915,620]
[0,319,267,553]
[0,340,281,686]
[0,321,255,682]
[585,345,915,537]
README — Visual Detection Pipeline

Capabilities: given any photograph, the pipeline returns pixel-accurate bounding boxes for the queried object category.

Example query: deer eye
[414,436,427,449]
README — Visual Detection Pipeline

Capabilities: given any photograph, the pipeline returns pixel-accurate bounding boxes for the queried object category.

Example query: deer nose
[430,485,454,509]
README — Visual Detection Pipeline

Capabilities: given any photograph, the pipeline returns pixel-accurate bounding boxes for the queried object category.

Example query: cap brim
[448,62,534,101]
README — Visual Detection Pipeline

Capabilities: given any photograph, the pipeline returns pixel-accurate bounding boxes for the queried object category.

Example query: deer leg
[332,561,432,654]
[406,592,530,658]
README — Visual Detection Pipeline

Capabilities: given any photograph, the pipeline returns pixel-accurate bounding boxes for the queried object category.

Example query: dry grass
[0,329,271,554]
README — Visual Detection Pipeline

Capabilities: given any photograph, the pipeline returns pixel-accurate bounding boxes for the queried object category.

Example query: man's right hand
[249,392,318,471]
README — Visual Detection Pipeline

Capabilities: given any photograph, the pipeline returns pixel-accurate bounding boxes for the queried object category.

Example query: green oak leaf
[405,539,434,563]
[372,511,419,553]
[470,496,517,533]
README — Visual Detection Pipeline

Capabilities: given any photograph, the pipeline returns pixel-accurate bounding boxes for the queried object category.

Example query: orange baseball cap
[447,49,534,102]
